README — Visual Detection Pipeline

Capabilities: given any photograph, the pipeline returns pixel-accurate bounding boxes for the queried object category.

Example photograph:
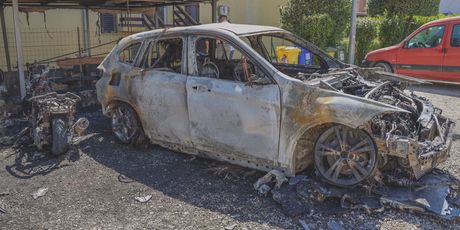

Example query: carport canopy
[0,0,213,10]
[0,0,217,99]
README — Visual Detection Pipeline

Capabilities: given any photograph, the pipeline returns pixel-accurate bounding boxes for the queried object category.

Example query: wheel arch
[292,122,338,173]
[106,99,147,135]
[373,61,394,73]
[292,122,380,184]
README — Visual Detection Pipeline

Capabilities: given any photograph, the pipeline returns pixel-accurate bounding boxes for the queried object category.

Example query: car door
[396,24,446,80]
[442,23,460,82]
[186,35,281,162]
[128,36,192,147]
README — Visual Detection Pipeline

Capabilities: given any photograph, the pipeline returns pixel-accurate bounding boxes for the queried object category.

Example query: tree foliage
[355,17,379,64]
[280,0,351,48]
[368,0,441,17]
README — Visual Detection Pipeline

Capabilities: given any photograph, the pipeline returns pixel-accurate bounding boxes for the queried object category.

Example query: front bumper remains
[383,118,455,179]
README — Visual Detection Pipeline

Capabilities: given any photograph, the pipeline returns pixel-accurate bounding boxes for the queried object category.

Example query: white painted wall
[439,0,460,14]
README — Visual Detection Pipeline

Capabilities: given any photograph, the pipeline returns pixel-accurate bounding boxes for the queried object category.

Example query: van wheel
[111,103,145,145]
[374,62,393,73]
[313,125,378,187]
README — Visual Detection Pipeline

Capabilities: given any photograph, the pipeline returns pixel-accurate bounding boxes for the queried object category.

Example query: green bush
[280,0,351,48]
[355,17,380,64]
[378,14,409,47]
[288,14,334,49]
[367,0,441,17]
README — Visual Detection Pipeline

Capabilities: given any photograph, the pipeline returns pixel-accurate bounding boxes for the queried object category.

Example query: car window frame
[451,24,460,47]
[117,41,143,65]
[191,34,275,84]
[139,36,186,74]
[404,25,446,49]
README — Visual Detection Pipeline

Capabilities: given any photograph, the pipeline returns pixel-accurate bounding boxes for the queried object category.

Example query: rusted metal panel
[186,76,281,162]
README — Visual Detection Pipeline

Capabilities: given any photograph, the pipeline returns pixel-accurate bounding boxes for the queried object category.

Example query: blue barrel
[298,48,312,65]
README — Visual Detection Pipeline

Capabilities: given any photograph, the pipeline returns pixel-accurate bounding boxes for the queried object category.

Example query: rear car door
[130,37,192,147]
[186,35,281,163]
[443,23,460,82]
[396,25,446,80]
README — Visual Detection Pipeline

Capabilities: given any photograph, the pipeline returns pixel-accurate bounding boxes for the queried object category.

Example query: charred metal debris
[300,67,454,184]
[255,168,460,221]
[1,64,91,155]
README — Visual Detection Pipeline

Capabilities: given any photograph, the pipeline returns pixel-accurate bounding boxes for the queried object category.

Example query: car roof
[186,23,284,35]
[136,23,285,38]
[425,16,460,26]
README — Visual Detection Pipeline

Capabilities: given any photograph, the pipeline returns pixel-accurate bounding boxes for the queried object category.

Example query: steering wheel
[233,57,255,82]
[416,41,427,48]
[199,58,220,79]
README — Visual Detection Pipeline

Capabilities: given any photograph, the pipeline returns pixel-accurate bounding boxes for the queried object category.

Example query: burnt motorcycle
[28,92,88,155]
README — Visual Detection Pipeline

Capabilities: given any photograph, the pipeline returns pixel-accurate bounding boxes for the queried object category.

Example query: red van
[363,16,460,82]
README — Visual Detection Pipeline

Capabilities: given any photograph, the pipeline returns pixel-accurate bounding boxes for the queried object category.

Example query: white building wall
[439,0,460,14]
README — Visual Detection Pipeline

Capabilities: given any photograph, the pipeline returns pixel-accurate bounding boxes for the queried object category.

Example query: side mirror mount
[246,74,271,86]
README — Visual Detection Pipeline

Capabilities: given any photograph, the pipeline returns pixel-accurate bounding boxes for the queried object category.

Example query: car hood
[299,67,437,137]
[367,45,400,56]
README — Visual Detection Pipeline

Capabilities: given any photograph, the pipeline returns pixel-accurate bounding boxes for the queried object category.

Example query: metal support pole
[12,0,26,99]
[348,0,358,65]
[211,0,217,23]
[82,8,90,56]
[0,5,12,72]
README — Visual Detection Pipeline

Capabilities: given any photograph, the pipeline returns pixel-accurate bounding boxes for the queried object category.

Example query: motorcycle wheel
[51,117,69,155]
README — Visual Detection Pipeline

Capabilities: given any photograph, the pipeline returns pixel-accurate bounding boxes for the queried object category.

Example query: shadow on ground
[57,107,436,228]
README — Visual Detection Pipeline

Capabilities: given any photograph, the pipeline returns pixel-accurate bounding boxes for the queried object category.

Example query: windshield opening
[240,32,337,79]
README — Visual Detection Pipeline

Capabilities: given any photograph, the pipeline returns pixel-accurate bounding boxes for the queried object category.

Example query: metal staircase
[119,5,199,30]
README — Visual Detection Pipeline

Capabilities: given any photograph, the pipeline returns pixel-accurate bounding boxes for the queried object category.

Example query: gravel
[0,83,459,229]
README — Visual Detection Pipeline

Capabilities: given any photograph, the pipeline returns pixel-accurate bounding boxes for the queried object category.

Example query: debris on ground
[255,168,460,221]
[134,195,152,203]
[299,219,312,230]
[0,206,6,214]
[253,169,287,193]
[73,117,90,137]
[327,220,344,230]
[31,187,48,199]
[224,223,237,230]
[0,191,9,197]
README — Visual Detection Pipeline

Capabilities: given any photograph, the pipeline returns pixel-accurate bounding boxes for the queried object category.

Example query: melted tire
[51,118,69,156]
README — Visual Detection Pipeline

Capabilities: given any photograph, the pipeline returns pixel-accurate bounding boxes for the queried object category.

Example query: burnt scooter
[28,92,87,155]
[26,64,89,155]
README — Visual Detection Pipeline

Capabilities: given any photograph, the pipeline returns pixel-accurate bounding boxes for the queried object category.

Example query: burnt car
[96,23,455,187]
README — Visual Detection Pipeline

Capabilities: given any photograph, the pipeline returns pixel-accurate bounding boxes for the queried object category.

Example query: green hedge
[355,17,380,64]
[368,0,441,17]
[280,0,351,48]
[293,14,334,49]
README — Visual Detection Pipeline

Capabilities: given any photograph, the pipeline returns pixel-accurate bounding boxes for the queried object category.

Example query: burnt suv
[96,23,455,187]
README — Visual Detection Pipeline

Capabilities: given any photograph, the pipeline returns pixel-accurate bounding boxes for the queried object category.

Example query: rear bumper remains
[381,117,455,179]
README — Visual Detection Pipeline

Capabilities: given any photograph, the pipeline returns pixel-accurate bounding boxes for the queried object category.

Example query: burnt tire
[313,125,378,187]
[111,103,145,145]
[374,62,393,73]
[51,118,69,156]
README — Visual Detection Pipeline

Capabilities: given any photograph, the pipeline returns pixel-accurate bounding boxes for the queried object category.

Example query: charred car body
[96,23,454,187]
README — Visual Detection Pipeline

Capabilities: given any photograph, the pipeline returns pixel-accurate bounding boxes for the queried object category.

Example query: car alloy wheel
[314,125,377,187]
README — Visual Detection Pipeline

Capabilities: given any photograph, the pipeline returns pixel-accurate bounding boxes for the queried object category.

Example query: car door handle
[191,85,211,92]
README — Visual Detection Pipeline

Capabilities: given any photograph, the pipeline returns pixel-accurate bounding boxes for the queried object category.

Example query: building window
[101,13,117,33]
[185,3,200,22]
